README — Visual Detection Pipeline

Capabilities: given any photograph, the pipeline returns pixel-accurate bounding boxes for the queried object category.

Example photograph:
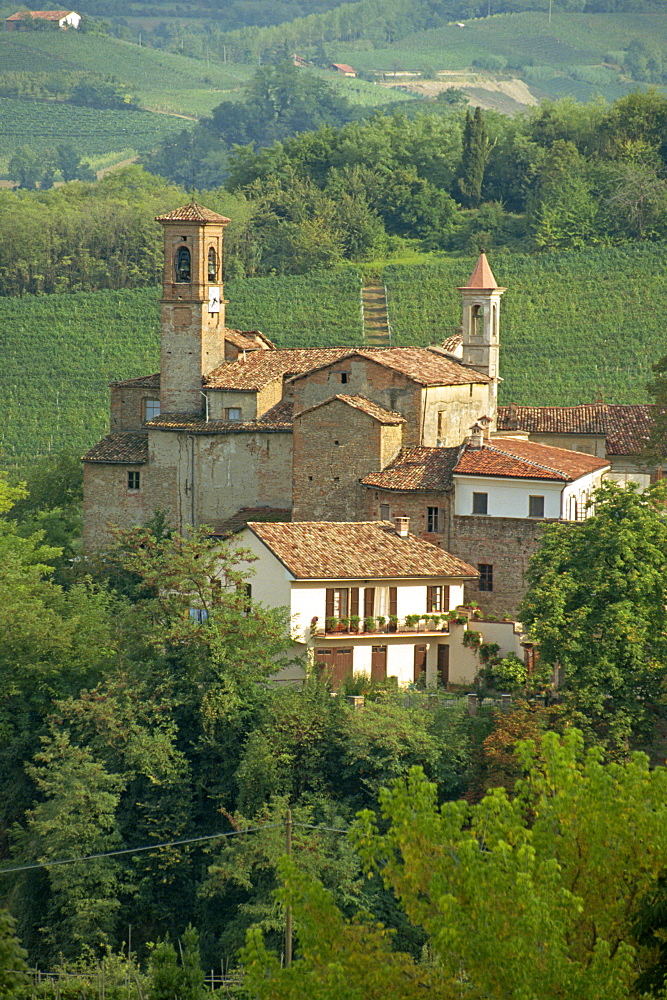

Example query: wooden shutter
[325,588,334,619]
[350,588,359,617]
[389,587,397,617]
[443,585,450,611]
[364,587,375,618]
[426,586,435,613]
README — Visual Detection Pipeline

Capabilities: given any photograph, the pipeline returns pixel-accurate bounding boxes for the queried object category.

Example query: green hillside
[0,31,251,116]
[2,246,666,469]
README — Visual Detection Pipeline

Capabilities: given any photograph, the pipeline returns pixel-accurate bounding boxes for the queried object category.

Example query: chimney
[394,516,410,538]
[468,423,484,449]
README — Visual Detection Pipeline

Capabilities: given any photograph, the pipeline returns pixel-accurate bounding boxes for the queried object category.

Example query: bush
[472,54,508,73]
[487,654,527,692]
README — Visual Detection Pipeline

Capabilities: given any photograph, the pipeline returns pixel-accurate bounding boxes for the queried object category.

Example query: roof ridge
[484,442,569,478]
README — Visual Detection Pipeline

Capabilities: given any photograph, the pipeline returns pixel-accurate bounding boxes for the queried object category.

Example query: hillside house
[234,517,524,688]
[5,9,80,29]
[331,63,356,76]
[82,201,657,621]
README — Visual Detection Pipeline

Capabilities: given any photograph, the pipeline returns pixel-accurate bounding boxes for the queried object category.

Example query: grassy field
[0,31,252,116]
[2,245,666,468]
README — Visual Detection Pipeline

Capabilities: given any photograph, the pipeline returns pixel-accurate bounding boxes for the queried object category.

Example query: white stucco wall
[560,469,607,520]
[234,528,293,614]
[454,474,564,519]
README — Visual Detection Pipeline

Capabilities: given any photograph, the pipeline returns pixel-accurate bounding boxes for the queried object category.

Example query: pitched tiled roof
[455,437,609,481]
[82,433,148,464]
[497,404,655,456]
[442,333,463,354]
[225,329,275,352]
[204,348,354,390]
[110,373,160,389]
[155,203,230,224]
[294,394,406,424]
[246,521,478,580]
[289,347,490,387]
[146,412,292,434]
[7,9,71,19]
[361,447,460,491]
[459,252,502,290]
[211,507,292,537]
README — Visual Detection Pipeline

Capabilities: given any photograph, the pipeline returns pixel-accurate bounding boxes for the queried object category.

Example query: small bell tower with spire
[155,202,230,414]
[458,251,506,420]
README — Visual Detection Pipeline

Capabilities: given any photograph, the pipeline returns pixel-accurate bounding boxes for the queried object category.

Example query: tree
[148,925,205,1000]
[457,106,491,208]
[520,481,667,747]
[8,146,42,189]
[242,730,667,1000]
[0,911,29,997]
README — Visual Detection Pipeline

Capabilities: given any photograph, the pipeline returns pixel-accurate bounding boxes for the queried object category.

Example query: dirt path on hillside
[379,73,539,114]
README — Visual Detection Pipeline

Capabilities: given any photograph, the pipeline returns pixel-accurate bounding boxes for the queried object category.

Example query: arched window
[175,246,191,282]
[208,247,218,282]
[471,304,484,337]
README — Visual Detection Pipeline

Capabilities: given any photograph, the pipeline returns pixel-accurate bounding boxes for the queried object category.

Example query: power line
[0,823,283,876]
[0,820,348,877]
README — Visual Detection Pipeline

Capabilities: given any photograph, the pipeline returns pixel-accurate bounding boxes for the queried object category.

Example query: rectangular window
[143,398,160,422]
[127,471,140,491]
[427,585,450,613]
[472,492,488,515]
[528,495,545,518]
[333,588,349,618]
[426,506,441,533]
[225,407,242,421]
[380,503,390,520]
[478,564,493,592]
[189,608,208,623]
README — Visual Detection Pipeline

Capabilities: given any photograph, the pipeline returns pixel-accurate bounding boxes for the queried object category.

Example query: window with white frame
[225,407,242,421]
[144,398,160,422]
[528,495,545,518]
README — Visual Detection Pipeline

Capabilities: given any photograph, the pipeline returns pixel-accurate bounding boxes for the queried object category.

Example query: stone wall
[292,399,400,521]
[361,486,453,543]
[448,514,553,618]
[82,460,178,550]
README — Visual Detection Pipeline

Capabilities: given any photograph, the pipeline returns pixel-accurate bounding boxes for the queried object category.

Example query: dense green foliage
[243,730,667,1000]
[520,481,667,748]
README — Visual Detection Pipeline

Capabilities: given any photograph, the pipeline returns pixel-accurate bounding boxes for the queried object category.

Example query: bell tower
[156,202,230,414]
[459,251,506,420]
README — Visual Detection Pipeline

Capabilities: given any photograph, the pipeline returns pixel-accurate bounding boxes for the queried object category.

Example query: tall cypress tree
[458,105,489,208]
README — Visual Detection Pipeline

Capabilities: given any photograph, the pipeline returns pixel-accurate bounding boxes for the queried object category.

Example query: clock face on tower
[208,286,220,314]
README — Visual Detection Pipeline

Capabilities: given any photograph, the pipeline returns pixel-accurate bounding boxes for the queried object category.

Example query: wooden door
[371,645,387,682]
[437,644,450,688]
[332,647,353,689]
[413,644,427,684]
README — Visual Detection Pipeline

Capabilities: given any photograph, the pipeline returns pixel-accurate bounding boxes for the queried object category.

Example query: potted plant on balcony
[349,615,361,634]
[310,616,323,636]
[377,615,387,632]
[363,616,376,633]
[338,617,350,633]
[326,616,338,633]
[404,614,419,632]
[388,614,398,633]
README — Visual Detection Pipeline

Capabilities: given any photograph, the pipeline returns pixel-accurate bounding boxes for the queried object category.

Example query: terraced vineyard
[2,247,667,468]
[0,97,190,164]
[0,270,363,467]
[385,244,667,406]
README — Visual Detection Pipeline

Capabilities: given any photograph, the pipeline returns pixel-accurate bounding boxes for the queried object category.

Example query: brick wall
[82,460,179,550]
[448,514,553,618]
[110,387,158,432]
[293,399,396,521]
[361,486,453,543]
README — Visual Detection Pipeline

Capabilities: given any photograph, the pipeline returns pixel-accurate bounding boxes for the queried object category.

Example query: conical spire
[459,251,498,290]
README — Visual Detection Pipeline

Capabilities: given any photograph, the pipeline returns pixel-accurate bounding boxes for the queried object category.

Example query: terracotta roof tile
[442,333,463,354]
[211,507,292,537]
[289,347,490,387]
[455,437,609,481]
[247,521,478,580]
[497,404,655,456]
[459,252,502,290]
[204,348,354,390]
[146,412,292,434]
[294,394,406,424]
[110,372,160,389]
[155,203,230,224]
[7,10,72,19]
[82,433,148,464]
[361,447,460,491]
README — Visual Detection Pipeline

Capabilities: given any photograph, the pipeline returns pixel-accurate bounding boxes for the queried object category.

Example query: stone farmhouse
[5,9,80,29]
[83,202,652,620]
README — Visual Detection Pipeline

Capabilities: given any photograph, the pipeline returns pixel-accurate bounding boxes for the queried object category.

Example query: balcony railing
[313,612,471,637]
